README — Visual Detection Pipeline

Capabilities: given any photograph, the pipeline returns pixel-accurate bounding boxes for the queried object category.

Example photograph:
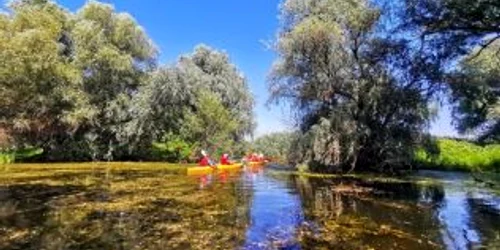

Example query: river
[0,164,498,249]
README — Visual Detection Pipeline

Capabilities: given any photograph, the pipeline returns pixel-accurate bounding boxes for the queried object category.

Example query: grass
[0,162,195,174]
[414,139,500,172]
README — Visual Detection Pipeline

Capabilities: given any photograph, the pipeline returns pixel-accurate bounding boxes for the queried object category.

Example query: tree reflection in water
[0,165,498,250]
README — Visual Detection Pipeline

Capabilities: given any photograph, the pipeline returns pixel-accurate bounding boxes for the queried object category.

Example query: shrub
[414,139,500,172]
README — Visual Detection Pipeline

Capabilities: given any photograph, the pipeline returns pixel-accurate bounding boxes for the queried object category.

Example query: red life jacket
[220,155,231,165]
[199,156,211,166]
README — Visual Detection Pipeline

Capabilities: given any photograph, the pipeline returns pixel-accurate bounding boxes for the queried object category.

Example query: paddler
[198,150,215,167]
[219,153,233,165]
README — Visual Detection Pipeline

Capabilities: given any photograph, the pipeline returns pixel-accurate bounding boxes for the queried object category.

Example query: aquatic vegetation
[294,176,446,249]
[268,169,441,188]
[0,163,250,249]
[298,215,442,250]
[0,164,499,249]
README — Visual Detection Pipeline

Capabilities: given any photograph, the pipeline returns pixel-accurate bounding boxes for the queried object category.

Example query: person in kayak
[246,153,257,162]
[199,150,215,167]
[220,153,232,165]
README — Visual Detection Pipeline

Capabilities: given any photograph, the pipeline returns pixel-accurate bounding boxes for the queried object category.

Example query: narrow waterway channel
[0,164,499,249]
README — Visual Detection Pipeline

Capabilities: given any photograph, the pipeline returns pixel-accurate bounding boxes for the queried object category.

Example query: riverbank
[0,162,194,181]
[414,139,500,172]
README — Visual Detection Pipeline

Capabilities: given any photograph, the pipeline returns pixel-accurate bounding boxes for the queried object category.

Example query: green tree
[0,1,158,161]
[253,132,298,163]
[178,45,255,140]
[0,1,254,162]
[404,0,500,142]
[404,0,500,59]
[449,42,500,142]
[181,90,239,157]
[68,1,157,161]
[129,45,255,160]
[269,0,434,172]
[0,1,89,150]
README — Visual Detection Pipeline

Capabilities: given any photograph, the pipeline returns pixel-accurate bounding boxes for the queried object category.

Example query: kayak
[187,163,243,175]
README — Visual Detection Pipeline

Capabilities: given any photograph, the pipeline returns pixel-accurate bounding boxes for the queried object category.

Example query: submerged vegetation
[0,163,251,249]
[0,163,498,249]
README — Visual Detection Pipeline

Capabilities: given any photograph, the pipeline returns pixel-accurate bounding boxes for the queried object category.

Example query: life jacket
[199,156,211,166]
[220,155,231,165]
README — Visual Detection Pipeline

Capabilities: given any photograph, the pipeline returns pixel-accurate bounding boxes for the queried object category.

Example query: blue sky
[55,0,457,137]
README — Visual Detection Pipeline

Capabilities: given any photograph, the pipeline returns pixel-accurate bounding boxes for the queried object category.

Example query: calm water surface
[0,164,499,249]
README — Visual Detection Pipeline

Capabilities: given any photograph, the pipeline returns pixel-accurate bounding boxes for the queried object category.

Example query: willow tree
[0,1,89,150]
[404,0,500,143]
[449,42,500,143]
[1,0,157,161]
[129,45,255,159]
[405,0,500,59]
[66,1,157,160]
[269,0,434,172]
[178,45,255,140]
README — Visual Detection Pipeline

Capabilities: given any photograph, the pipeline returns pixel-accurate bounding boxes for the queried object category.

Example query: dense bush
[414,139,500,172]
[252,132,298,163]
[0,148,43,164]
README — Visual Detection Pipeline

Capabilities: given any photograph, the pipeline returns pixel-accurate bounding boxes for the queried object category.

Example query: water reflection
[242,169,303,249]
[0,165,499,249]
[292,176,445,249]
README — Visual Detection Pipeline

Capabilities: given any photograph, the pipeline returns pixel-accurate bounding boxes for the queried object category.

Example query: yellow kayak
[187,163,243,175]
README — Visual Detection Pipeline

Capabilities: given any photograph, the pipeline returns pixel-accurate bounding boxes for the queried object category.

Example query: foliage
[0,0,157,161]
[0,1,88,147]
[0,152,15,164]
[129,45,254,161]
[252,132,298,163]
[181,91,238,150]
[152,135,195,163]
[414,139,500,172]
[64,0,157,161]
[269,0,434,173]
[404,0,500,60]
[0,1,254,162]
[449,42,500,143]
[404,0,500,142]
[0,147,43,164]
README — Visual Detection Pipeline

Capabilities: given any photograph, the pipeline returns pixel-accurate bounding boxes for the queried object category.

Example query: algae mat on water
[0,163,251,250]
